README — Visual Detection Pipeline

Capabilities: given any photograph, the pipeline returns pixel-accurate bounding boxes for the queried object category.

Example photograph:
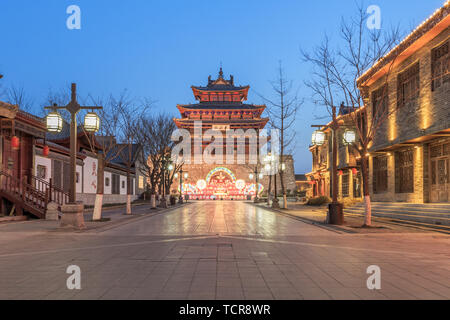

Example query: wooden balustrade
[28,175,69,206]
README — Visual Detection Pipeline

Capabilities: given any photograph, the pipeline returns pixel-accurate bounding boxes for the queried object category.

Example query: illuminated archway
[205,167,236,184]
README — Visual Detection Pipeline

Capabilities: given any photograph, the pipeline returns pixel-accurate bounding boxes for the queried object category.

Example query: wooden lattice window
[431,144,443,158]
[431,41,449,91]
[397,62,420,108]
[431,160,436,185]
[37,165,47,179]
[395,149,414,193]
[373,156,388,193]
[444,143,450,156]
[341,173,349,198]
[372,84,388,121]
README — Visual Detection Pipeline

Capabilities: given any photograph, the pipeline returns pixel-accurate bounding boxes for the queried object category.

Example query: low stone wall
[76,193,138,206]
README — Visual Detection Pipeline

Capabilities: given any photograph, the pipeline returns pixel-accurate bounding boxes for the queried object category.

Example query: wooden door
[430,157,449,202]
[437,158,449,202]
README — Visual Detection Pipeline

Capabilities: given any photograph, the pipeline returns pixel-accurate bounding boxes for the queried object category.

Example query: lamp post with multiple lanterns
[45,83,101,203]
[45,83,101,228]
[310,103,356,225]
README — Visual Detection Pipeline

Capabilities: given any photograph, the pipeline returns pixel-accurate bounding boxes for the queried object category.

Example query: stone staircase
[345,202,450,229]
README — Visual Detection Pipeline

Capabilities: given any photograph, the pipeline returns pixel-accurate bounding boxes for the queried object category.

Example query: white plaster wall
[35,156,52,182]
[104,171,112,195]
[76,164,82,193]
[120,175,127,195]
[83,156,98,194]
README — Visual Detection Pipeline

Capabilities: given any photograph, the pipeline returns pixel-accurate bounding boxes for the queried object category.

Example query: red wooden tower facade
[173,69,270,200]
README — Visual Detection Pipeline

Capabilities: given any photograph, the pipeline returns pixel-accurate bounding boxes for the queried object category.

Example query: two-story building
[357,3,449,203]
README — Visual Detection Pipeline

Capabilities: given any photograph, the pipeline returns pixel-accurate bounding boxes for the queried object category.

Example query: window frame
[397,62,420,108]
[431,40,449,91]
[395,149,414,194]
[373,156,388,194]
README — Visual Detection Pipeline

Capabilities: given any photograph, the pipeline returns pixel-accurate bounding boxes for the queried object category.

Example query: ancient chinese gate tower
[173,68,270,199]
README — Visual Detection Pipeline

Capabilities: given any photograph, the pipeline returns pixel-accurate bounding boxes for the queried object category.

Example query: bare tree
[43,86,72,121]
[5,85,34,112]
[258,61,300,209]
[82,93,129,221]
[134,114,178,201]
[117,95,151,214]
[301,4,403,226]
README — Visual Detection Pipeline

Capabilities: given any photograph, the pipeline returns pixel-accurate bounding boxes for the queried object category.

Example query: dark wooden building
[0,101,48,218]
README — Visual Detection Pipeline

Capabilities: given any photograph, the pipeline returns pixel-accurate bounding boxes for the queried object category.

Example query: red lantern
[11,136,19,150]
[352,168,358,175]
[43,145,50,157]
[338,170,343,176]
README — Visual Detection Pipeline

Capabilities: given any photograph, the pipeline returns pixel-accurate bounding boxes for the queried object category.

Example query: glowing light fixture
[197,179,206,190]
[84,112,100,133]
[343,129,356,145]
[11,136,19,150]
[43,145,50,157]
[46,112,63,133]
[311,130,325,146]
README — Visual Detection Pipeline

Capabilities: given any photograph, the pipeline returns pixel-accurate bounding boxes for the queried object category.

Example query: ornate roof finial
[218,64,224,79]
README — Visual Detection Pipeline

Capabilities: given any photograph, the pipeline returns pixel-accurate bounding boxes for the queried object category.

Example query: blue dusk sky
[0,0,445,173]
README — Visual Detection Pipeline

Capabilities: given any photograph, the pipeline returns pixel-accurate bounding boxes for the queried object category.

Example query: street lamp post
[167,163,174,204]
[160,159,173,208]
[249,168,263,202]
[310,102,352,225]
[175,169,188,204]
[45,83,102,229]
[264,153,279,209]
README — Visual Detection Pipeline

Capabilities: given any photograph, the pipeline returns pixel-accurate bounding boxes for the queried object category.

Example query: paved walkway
[0,201,449,300]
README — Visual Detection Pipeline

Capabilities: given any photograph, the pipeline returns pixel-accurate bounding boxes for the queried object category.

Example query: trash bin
[328,203,344,225]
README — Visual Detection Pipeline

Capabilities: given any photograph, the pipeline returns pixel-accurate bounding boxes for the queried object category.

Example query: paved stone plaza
[0,201,449,300]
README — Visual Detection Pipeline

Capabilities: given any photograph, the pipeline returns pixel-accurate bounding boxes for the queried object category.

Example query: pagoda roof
[192,84,249,92]
[191,68,249,93]
[177,103,265,111]
[173,117,269,129]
